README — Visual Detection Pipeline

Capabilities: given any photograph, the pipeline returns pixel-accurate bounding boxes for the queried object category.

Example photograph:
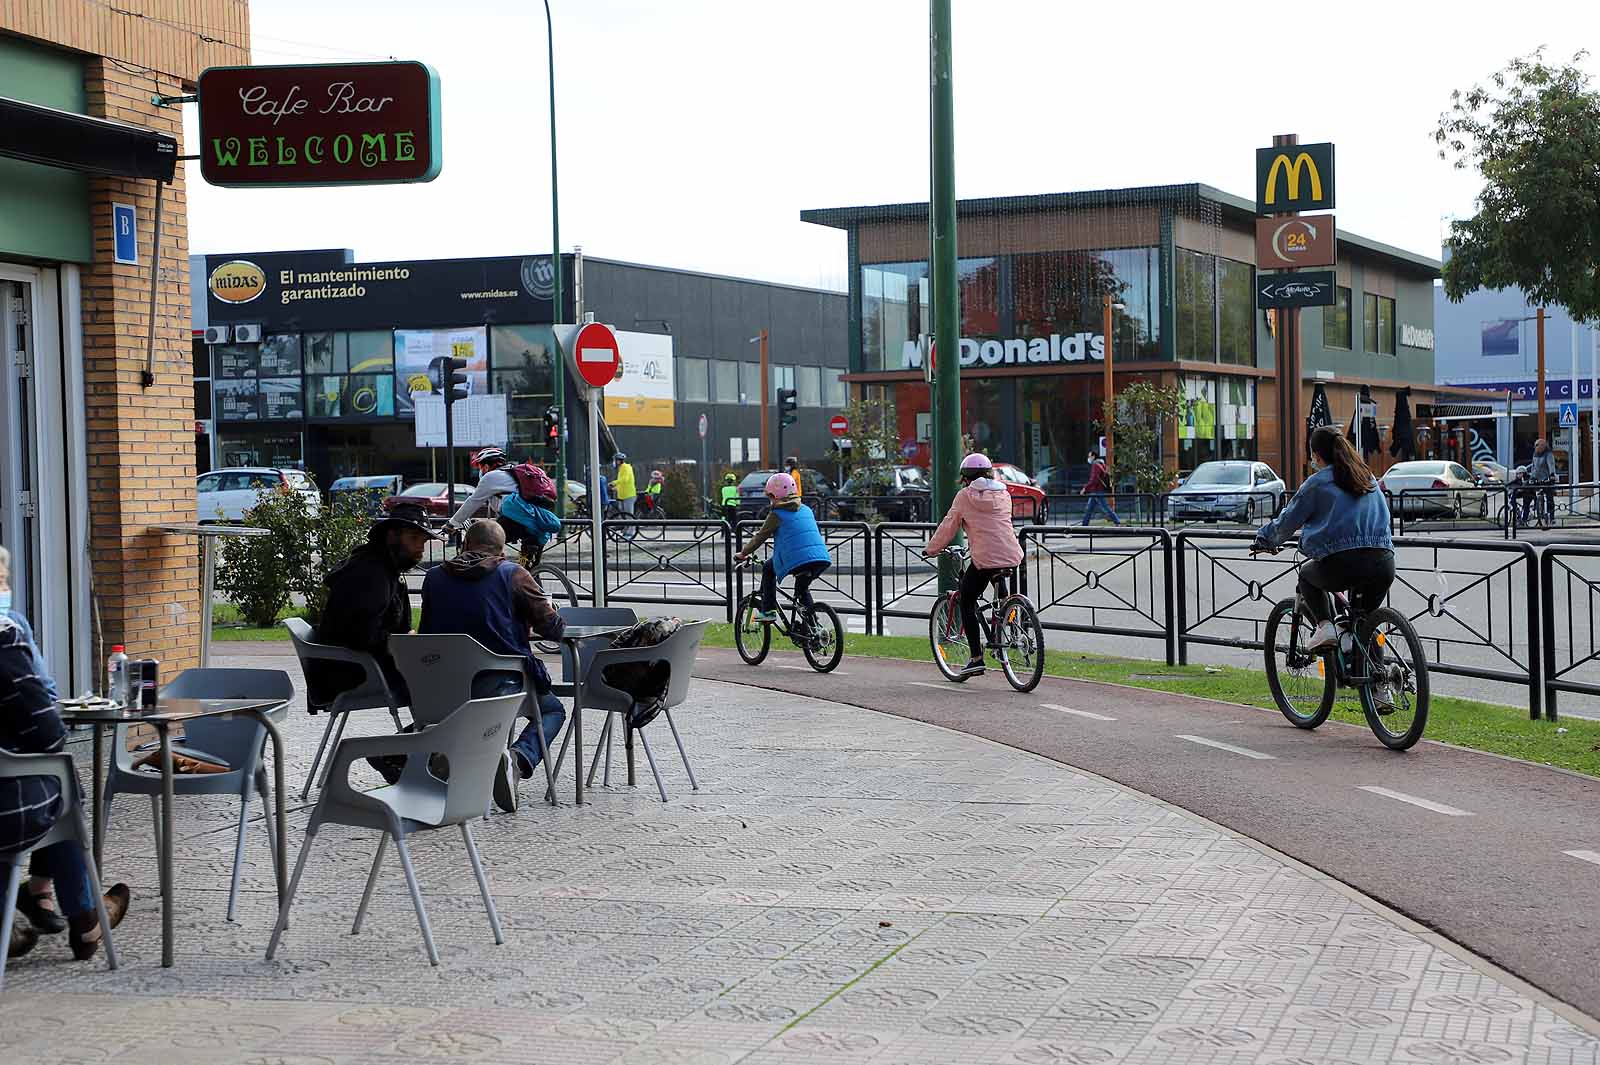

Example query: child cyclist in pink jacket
[924,453,1024,677]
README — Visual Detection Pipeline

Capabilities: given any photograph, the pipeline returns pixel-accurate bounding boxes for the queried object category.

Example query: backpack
[508,462,557,503]
[600,617,683,728]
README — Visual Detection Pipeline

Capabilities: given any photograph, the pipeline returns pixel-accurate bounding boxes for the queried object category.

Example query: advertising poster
[214,378,259,420]
[604,330,676,428]
[260,378,305,420]
[394,327,488,415]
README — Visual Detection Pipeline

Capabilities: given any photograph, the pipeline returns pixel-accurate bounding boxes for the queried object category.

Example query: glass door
[0,275,38,625]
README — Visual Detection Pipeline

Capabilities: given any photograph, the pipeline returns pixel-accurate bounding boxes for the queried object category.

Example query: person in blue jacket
[733,472,831,622]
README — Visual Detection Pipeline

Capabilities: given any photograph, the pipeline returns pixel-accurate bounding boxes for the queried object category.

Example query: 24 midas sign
[198,62,442,187]
[1255,142,1335,213]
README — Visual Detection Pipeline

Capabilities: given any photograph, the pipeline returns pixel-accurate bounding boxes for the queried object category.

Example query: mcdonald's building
[802,183,1487,492]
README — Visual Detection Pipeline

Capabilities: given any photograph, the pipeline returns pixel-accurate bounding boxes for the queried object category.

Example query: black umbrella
[1390,387,1415,460]
[1348,385,1380,458]
[1306,381,1334,458]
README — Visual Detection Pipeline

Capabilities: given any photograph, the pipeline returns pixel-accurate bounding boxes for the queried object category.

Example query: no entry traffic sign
[829,414,849,437]
[575,322,622,388]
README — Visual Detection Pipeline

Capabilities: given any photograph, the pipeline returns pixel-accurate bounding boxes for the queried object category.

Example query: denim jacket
[1255,466,1393,560]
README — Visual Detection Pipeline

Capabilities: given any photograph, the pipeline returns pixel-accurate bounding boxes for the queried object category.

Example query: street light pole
[544,0,567,511]
[1102,292,1115,475]
[930,0,961,592]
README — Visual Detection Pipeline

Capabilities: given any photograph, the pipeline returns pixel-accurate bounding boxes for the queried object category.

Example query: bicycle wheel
[734,593,772,665]
[928,592,971,682]
[1263,598,1335,729]
[996,594,1045,693]
[636,510,667,541]
[530,564,578,654]
[1358,606,1429,751]
[800,602,844,673]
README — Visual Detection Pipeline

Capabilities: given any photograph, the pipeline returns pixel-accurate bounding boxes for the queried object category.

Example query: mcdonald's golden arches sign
[1255,142,1335,213]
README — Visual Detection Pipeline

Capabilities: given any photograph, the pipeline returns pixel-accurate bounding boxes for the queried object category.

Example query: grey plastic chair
[0,750,120,990]
[100,668,292,922]
[552,620,707,803]
[266,693,523,967]
[389,633,559,806]
[554,606,638,697]
[284,617,404,800]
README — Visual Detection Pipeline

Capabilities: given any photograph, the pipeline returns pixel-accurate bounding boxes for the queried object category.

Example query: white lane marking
[774,663,850,675]
[1563,850,1600,866]
[910,681,957,690]
[1356,786,1475,817]
[1041,703,1117,721]
[1176,735,1275,760]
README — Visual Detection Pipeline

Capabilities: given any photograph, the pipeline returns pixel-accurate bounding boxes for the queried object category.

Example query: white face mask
[0,591,11,614]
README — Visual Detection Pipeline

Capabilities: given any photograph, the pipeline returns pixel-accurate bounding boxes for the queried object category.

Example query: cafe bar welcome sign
[198,61,442,187]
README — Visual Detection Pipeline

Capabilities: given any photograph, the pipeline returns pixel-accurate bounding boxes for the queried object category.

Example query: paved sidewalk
[3,654,1597,1064]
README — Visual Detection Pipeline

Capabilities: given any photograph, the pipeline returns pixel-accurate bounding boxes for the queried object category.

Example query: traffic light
[778,388,798,427]
[543,406,561,451]
[429,355,470,406]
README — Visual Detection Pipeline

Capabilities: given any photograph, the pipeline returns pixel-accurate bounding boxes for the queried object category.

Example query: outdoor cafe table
[58,697,289,968]
[550,625,628,806]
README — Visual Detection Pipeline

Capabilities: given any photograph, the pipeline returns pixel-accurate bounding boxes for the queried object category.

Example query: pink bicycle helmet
[960,452,992,472]
[764,471,798,498]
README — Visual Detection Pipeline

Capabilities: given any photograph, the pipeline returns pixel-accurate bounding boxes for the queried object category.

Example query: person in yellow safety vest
[613,453,637,516]
[645,470,664,515]
[720,472,740,526]
[785,457,803,498]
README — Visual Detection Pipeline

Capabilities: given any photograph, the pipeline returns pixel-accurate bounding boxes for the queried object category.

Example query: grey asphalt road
[693,645,1600,1021]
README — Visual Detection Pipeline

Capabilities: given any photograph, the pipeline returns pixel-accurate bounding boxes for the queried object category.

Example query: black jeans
[761,559,829,614]
[1298,548,1395,624]
[960,565,1012,658]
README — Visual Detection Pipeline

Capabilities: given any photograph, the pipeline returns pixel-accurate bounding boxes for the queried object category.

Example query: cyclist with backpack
[446,446,517,534]
[924,453,1024,678]
[497,463,564,557]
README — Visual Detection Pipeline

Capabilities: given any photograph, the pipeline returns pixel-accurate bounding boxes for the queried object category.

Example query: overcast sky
[185,0,1600,291]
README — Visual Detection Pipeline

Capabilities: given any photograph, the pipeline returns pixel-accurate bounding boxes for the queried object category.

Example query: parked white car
[1380,460,1487,519]
[197,467,320,523]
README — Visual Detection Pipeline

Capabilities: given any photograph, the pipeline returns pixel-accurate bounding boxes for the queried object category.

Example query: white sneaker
[1304,621,1339,651]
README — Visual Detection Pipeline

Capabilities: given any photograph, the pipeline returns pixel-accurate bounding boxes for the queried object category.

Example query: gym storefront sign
[198,61,442,187]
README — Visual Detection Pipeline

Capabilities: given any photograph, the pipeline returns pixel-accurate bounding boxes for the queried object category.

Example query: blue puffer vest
[420,561,532,662]
[769,504,832,580]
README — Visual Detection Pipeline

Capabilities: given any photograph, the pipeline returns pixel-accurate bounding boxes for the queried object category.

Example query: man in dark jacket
[420,519,567,804]
[307,502,438,706]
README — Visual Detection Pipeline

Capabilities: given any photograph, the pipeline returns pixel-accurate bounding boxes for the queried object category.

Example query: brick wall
[1,3,251,672]
[81,59,205,670]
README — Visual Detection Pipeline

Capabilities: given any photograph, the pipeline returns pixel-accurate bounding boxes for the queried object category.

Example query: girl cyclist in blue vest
[733,472,831,622]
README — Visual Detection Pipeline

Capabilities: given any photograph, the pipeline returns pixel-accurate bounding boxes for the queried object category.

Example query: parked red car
[381,481,474,523]
[993,463,1048,522]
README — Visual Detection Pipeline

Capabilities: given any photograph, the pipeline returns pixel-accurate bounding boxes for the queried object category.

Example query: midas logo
[209,260,266,304]
[1262,152,1322,207]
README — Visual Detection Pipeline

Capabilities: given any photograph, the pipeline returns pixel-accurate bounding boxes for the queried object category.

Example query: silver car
[1380,460,1487,519]
[1167,461,1285,523]
[196,467,320,523]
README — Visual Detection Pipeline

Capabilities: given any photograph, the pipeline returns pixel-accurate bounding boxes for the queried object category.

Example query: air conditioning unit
[231,323,263,343]
[202,325,228,345]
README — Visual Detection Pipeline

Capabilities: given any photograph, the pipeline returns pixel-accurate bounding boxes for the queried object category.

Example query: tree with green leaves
[836,395,902,490]
[1104,381,1184,496]
[1436,50,1600,320]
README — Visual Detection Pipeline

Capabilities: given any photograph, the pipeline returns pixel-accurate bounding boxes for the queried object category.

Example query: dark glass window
[1013,247,1160,361]
[489,324,556,452]
[1176,250,1216,361]
[1323,287,1353,349]
[859,257,997,371]
[1376,295,1395,355]
[1217,258,1254,366]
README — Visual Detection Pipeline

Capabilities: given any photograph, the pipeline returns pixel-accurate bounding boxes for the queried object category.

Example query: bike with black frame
[732,556,844,673]
[927,544,1045,693]
[1255,544,1429,750]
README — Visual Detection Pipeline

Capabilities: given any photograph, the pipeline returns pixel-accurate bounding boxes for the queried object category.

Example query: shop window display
[1178,375,1218,471]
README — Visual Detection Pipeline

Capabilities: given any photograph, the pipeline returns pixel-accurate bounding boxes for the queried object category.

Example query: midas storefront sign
[198,62,442,187]
[903,332,1104,370]
[208,260,267,304]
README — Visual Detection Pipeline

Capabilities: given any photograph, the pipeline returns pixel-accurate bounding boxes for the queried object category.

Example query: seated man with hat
[305,501,440,707]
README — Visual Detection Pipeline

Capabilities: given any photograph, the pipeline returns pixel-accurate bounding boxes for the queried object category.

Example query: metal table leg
[255,710,288,902]
[626,724,636,786]
[573,692,584,807]
[91,723,105,870]
[158,722,175,968]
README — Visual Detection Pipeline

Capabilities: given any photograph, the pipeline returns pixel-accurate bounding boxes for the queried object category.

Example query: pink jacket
[927,478,1024,569]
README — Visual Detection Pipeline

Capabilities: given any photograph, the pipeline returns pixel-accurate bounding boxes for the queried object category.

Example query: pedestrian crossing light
[429,355,471,406]
[543,406,562,451]
[778,387,798,427]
